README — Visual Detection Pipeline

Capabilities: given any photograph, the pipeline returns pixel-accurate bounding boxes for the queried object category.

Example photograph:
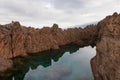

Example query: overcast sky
[0,0,120,28]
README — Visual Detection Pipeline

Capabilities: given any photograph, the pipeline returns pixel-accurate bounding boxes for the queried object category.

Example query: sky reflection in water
[24,46,96,80]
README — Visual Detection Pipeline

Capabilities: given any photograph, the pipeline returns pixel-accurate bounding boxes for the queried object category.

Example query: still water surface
[11,45,96,80]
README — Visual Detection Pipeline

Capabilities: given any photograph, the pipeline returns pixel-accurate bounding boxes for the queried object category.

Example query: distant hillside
[75,22,98,28]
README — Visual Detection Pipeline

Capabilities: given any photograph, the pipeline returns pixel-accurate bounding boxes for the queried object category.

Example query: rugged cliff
[0,22,97,59]
[0,12,120,80]
[91,12,120,80]
[0,21,97,72]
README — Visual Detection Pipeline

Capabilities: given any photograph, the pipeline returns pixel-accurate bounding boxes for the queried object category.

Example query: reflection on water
[0,44,96,80]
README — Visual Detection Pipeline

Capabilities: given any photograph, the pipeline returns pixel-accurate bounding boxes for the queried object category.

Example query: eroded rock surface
[0,22,98,72]
[91,12,120,80]
[0,21,97,72]
[0,12,120,80]
[0,58,13,72]
[0,22,97,59]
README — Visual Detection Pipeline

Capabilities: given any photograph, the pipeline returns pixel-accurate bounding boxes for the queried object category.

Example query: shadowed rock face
[0,58,13,72]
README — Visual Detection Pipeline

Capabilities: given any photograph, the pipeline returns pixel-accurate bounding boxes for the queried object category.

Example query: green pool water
[1,44,96,80]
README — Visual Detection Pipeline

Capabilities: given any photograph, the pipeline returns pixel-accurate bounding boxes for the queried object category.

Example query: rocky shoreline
[0,21,97,72]
[0,12,120,80]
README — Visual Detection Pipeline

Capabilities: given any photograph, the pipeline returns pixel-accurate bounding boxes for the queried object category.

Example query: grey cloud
[0,0,120,28]
[51,0,84,12]
[0,0,39,17]
[0,0,59,25]
[24,65,72,80]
